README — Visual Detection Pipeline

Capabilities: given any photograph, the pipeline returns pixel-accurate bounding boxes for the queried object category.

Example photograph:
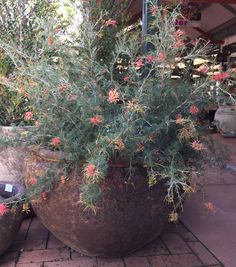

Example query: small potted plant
[0,0,233,257]
[0,181,25,256]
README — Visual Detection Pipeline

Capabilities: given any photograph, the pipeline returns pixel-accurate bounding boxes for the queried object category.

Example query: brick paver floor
[0,217,224,267]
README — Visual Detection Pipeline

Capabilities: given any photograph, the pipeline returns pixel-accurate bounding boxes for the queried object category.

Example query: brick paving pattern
[0,217,224,267]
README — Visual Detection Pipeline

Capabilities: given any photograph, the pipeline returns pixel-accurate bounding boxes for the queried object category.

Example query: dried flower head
[157,52,167,62]
[48,35,54,45]
[114,137,125,150]
[169,211,178,222]
[191,141,205,151]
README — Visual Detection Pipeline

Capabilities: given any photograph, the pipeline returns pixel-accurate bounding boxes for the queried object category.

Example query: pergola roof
[116,0,236,62]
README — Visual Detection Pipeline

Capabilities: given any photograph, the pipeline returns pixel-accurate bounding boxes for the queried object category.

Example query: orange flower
[52,137,60,147]
[213,72,229,81]
[89,115,103,125]
[157,52,167,62]
[191,141,205,151]
[29,177,37,186]
[24,111,33,121]
[105,19,117,26]
[204,202,215,213]
[189,105,199,114]
[87,164,96,177]
[135,59,144,70]
[108,88,119,104]
[0,203,9,215]
[48,35,54,45]
[176,114,185,125]
[150,5,158,16]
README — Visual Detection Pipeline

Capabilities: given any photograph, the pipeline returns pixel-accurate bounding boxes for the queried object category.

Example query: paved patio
[1,133,235,267]
[0,216,223,267]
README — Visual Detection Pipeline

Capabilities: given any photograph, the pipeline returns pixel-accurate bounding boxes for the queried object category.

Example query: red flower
[29,177,37,186]
[87,164,95,177]
[189,105,199,114]
[24,111,33,121]
[123,76,130,82]
[213,72,229,81]
[146,55,155,63]
[105,19,117,26]
[0,204,9,215]
[89,115,103,125]
[58,83,69,92]
[135,59,144,70]
[52,137,60,147]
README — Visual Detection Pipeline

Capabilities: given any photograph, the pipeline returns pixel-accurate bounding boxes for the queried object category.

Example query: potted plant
[0,181,25,256]
[0,1,233,257]
[214,82,236,137]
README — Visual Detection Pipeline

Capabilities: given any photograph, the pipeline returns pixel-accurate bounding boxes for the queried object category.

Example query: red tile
[161,233,191,254]
[44,258,97,267]
[97,258,124,267]
[47,234,66,249]
[188,242,219,265]
[124,257,150,267]
[149,254,202,267]
[18,248,70,263]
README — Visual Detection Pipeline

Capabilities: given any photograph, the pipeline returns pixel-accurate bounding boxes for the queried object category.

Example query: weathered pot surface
[0,181,24,256]
[24,150,172,257]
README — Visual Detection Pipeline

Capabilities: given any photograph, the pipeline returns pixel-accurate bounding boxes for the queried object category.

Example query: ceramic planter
[0,181,25,255]
[24,149,172,257]
[214,106,236,137]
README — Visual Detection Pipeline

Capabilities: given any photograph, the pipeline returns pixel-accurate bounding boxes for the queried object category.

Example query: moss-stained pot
[0,181,25,256]
[24,149,172,257]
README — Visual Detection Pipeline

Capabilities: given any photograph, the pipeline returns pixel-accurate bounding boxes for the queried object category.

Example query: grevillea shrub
[0,1,235,219]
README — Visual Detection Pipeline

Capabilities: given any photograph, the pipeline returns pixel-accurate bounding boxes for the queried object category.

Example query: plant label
[5,184,13,193]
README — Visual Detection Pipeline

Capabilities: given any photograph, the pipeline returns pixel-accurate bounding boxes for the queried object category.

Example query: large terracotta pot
[0,181,25,255]
[214,105,236,137]
[24,149,172,257]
